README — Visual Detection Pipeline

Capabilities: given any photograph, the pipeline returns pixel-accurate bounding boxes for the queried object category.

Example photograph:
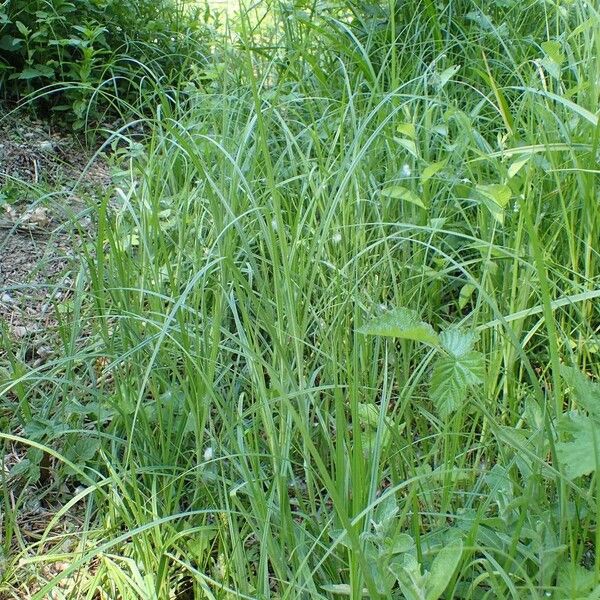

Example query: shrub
[0,0,212,127]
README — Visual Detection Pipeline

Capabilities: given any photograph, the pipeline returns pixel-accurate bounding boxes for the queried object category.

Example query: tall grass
[1,0,599,598]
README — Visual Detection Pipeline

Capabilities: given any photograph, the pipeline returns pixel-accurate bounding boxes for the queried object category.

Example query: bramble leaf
[431,349,485,417]
[358,308,439,346]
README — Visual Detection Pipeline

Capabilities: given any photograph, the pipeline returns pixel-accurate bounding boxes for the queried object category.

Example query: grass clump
[1,0,600,598]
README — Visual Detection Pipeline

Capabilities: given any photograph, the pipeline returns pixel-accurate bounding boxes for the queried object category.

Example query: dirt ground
[0,108,112,347]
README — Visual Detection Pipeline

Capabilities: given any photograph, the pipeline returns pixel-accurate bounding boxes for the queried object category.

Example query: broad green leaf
[508,156,530,178]
[358,308,439,346]
[541,41,564,65]
[374,494,398,528]
[473,184,512,224]
[439,328,478,358]
[17,65,54,80]
[475,184,511,208]
[430,350,485,416]
[385,533,414,555]
[397,123,416,139]
[394,137,419,158]
[15,20,30,37]
[425,538,463,600]
[560,366,600,418]
[0,35,22,52]
[381,185,427,209]
[556,412,600,479]
[390,553,427,600]
[458,283,476,310]
[432,64,460,89]
[421,159,448,185]
[320,584,353,595]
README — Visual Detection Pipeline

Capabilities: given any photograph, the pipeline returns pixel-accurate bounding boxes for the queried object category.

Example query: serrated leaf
[421,159,448,185]
[64,436,100,465]
[556,563,597,599]
[381,185,426,208]
[426,538,463,600]
[358,308,439,346]
[439,329,478,358]
[430,351,485,417]
[556,412,600,479]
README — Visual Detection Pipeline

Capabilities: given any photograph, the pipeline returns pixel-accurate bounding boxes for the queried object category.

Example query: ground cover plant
[1,0,599,598]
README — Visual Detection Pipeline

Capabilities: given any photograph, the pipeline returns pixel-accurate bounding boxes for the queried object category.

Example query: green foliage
[1,0,600,597]
[0,0,211,126]
[360,310,485,417]
[358,308,439,346]
[556,367,600,479]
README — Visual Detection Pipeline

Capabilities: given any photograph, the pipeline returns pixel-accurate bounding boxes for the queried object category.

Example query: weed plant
[1,0,599,598]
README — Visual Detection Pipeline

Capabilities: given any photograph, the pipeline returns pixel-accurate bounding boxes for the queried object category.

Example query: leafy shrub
[0,0,212,127]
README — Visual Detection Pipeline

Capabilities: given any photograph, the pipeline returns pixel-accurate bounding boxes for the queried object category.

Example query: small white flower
[401,164,411,177]
[271,219,278,231]
[203,447,214,462]
[331,232,342,244]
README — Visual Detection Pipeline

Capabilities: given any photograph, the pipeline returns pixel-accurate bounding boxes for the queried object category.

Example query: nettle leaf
[381,185,427,209]
[358,308,439,346]
[556,412,600,479]
[555,367,600,479]
[430,350,485,417]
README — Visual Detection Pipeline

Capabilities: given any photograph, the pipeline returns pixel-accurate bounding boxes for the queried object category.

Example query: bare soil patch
[0,109,112,345]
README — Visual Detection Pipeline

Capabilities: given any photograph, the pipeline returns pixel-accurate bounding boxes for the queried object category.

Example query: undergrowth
[1,0,599,598]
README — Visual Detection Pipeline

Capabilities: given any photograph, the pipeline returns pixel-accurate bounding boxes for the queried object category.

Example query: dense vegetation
[0,0,212,127]
[1,0,599,598]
